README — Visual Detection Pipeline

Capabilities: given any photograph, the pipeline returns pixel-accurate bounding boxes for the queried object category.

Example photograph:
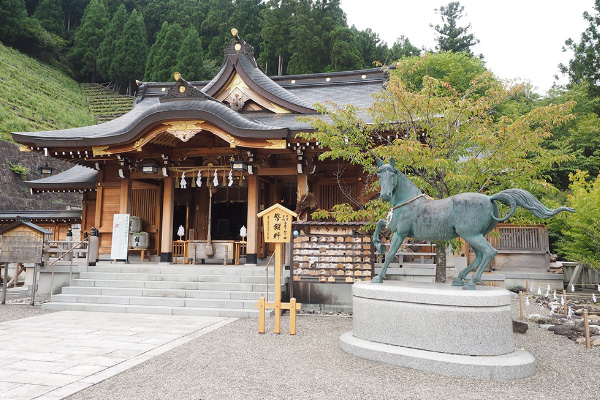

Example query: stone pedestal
[340,281,536,379]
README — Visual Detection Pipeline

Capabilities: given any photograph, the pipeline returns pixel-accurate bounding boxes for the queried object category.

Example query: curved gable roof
[203,36,315,114]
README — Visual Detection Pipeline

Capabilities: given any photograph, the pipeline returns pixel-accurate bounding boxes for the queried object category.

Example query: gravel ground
[0,303,54,323]
[51,297,600,400]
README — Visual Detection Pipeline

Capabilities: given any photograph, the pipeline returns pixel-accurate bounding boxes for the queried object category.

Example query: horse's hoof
[371,275,384,283]
[451,278,464,286]
[462,282,477,290]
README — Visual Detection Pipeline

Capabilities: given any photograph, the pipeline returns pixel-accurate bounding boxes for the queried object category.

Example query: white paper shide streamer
[179,172,187,189]
[196,170,202,187]
[228,169,233,187]
[213,170,218,187]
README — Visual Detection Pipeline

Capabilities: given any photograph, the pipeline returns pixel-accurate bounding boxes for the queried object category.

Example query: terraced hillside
[80,83,134,123]
[0,42,95,142]
[0,42,93,209]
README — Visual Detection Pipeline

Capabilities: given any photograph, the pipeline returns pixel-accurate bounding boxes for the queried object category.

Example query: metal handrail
[48,238,88,302]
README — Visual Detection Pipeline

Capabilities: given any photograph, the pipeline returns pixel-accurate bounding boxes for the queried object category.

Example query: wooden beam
[257,167,297,176]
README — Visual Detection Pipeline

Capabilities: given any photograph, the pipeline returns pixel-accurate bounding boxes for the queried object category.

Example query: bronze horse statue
[372,157,574,289]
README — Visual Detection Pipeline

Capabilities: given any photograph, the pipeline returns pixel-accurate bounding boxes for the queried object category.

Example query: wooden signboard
[255,204,300,335]
[0,225,46,264]
[257,204,297,243]
[110,214,130,261]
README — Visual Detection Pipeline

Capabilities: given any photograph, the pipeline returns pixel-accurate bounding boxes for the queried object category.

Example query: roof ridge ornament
[223,28,257,67]
[160,73,214,102]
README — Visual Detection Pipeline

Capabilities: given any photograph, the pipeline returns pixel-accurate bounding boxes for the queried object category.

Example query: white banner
[111,214,130,261]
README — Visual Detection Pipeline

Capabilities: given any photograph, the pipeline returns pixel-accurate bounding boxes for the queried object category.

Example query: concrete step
[70,279,281,292]
[61,286,268,300]
[78,271,275,284]
[88,264,273,276]
[50,294,258,309]
[42,302,272,318]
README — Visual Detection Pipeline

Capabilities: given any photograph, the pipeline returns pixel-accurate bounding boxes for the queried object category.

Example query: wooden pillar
[119,177,132,214]
[160,177,175,262]
[297,173,308,222]
[246,174,258,264]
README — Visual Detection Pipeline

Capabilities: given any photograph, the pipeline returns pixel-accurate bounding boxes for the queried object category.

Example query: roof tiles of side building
[0,210,82,221]
[24,165,97,189]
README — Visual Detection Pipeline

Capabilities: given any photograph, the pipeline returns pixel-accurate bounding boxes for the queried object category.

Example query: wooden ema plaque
[255,204,300,335]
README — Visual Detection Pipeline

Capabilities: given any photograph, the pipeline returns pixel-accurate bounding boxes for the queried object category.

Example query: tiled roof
[25,165,97,189]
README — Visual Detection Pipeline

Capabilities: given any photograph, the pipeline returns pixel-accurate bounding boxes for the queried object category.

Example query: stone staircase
[42,263,280,318]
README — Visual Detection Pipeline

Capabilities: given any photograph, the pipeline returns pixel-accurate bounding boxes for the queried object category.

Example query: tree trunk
[278,53,282,76]
[435,242,446,283]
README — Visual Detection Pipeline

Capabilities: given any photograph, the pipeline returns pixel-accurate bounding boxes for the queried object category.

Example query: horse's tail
[489,189,574,222]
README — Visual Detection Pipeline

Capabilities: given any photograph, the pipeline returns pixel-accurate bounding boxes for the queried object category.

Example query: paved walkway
[0,311,235,400]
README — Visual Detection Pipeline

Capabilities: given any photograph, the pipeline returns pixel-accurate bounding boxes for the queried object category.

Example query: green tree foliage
[33,0,64,36]
[354,27,389,67]
[549,171,600,269]
[388,35,421,62]
[541,83,600,190]
[112,8,147,94]
[258,0,294,74]
[70,0,108,81]
[431,1,480,57]
[97,4,128,82]
[62,0,89,32]
[328,25,362,71]
[176,27,207,81]
[559,0,600,98]
[144,22,184,82]
[0,0,30,46]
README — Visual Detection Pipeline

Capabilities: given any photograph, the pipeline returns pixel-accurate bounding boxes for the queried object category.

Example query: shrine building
[12,31,381,263]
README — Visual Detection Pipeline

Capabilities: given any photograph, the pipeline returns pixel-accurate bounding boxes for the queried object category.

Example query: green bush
[8,161,29,179]
[549,170,600,270]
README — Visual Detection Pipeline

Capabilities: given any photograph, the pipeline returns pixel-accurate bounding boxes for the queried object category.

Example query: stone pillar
[246,174,258,265]
[160,177,175,262]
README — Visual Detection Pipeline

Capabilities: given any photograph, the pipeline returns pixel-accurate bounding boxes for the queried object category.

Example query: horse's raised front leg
[463,235,498,290]
[451,248,482,287]
[372,232,405,283]
[372,219,388,255]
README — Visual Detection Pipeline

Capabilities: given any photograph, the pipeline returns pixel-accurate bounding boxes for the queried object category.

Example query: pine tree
[70,0,108,81]
[113,8,148,94]
[33,0,64,36]
[431,1,480,57]
[144,21,169,81]
[97,4,128,82]
[156,22,184,81]
[559,1,600,98]
[176,27,206,81]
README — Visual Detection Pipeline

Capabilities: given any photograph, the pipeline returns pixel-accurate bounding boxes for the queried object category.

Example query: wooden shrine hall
[12,30,382,263]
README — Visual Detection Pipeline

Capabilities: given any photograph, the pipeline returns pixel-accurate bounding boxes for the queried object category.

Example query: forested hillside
[1,0,422,95]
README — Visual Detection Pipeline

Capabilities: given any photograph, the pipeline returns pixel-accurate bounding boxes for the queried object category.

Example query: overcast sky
[340,0,595,95]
